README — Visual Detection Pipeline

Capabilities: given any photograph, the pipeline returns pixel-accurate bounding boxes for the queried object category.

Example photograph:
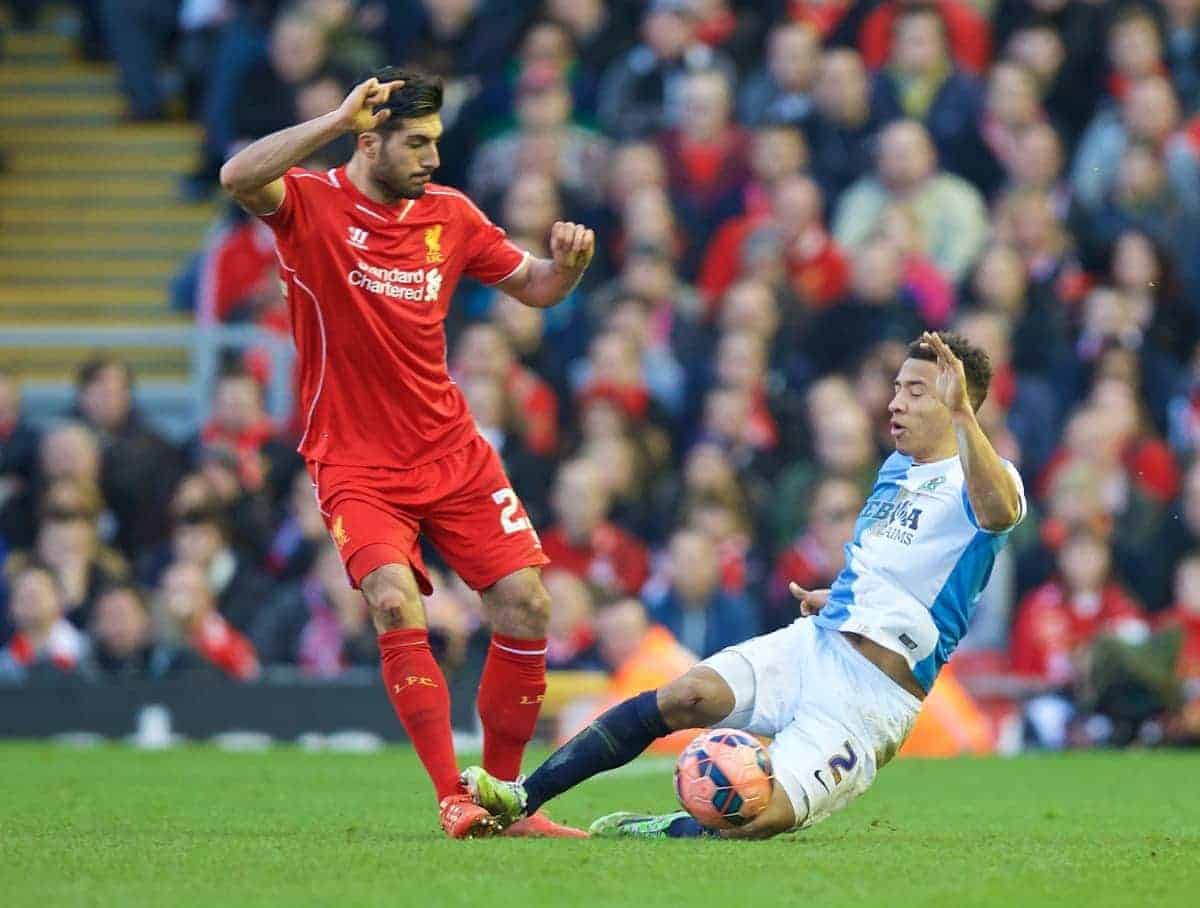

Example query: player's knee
[658,669,735,729]
[518,580,552,629]
[482,569,550,636]
[360,564,423,631]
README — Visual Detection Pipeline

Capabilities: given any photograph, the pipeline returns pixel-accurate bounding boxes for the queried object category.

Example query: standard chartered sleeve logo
[425,268,442,301]
[348,261,443,303]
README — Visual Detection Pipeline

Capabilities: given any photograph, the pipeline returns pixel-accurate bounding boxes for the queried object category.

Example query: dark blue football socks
[665,814,714,837]
[523,690,671,815]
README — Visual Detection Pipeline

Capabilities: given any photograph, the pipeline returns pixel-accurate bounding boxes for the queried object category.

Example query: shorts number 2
[492,488,533,534]
[827,741,858,784]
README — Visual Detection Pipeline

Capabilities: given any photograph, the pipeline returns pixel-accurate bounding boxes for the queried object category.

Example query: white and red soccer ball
[674,728,774,829]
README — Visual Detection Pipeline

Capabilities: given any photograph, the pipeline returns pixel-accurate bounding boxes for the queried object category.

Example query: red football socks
[477,633,548,781]
[378,628,460,801]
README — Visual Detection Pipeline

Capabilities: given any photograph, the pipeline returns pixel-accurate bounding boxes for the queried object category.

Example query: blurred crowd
[5,0,1200,749]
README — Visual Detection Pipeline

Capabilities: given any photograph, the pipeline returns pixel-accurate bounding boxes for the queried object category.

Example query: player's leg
[359,563,461,797]
[361,560,501,837]
[476,567,552,782]
[524,666,736,812]
[308,461,491,834]
[722,625,921,840]
[468,620,812,823]
[421,438,554,783]
[589,783,798,840]
[464,665,737,824]
[589,622,822,839]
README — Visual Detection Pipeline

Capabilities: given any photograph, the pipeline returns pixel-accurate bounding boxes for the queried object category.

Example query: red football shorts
[307,435,548,593]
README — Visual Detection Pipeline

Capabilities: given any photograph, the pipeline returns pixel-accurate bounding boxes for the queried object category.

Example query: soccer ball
[674,728,774,829]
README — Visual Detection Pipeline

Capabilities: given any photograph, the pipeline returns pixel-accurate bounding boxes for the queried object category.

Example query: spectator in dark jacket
[1164,0,1200,111]
[966,61,1048,199]
[644,527,760,657]
[1,421,105,553]
[151,560,260,681]
[870,5,984,184]
[263,469,329,583]
[596,0,735,139]
[546,0,638,82]
[0,563,91,684]
[737,20,821,129]
[0,370,40,549]
[0,370,38,490]
[1002,10,1106,147]
[90,585,155,680]
[806,48,884,207]
[802,241,926,376]
[251,543,377,674]
[142,473,274,635]
[858,0,992,76]
[71,354,181,560]
[389,0,528,84]
[5,478,130,632]
[230,10,328,143]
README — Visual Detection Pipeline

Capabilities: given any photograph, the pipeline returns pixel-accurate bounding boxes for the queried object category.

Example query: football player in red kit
[220,69,595,838]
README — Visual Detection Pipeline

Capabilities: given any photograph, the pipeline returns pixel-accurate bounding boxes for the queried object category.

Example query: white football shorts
[701,618,921,829]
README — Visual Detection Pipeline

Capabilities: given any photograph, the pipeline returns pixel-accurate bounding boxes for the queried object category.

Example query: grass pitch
[1,743,1196,907]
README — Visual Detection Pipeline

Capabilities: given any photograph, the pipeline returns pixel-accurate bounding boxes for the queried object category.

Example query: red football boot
[439,793,501,839]
[502,810,589,838]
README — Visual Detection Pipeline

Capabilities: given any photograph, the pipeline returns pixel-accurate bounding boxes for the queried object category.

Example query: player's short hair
[368,66,444,127]
[906,332,992,411]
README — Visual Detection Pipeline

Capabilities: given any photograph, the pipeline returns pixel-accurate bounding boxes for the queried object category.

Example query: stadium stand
[3,0,1200,755]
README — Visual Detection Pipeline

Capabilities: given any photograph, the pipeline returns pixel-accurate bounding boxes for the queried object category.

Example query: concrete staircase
[0,24,217,387]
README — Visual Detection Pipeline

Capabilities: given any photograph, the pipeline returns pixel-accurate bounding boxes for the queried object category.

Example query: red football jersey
[260,167,528,467]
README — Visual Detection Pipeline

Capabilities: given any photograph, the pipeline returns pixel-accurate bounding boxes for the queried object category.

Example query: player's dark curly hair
[367,66,443,127]
[906,332,992,411]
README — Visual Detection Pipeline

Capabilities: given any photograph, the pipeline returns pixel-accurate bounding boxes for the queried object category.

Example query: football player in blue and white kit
[462,332,1026,839]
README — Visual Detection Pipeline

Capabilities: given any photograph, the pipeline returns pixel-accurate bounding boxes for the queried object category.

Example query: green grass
[1,744,1197,907]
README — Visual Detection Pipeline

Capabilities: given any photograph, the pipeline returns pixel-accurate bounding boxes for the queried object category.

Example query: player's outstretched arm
[498,221,595,308]
[923,332,1022,532]
[219,77,403,215]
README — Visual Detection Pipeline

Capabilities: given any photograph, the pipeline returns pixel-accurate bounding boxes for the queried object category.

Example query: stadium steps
[0,24,217,384]
[2,343,194,380]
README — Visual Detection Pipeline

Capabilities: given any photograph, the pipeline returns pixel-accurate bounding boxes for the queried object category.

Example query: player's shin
[478,633,547,781]
[522,690,671,816]
[378,628,461,801]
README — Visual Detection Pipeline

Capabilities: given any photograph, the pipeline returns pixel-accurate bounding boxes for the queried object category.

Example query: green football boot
[459,766,527,827]
[588,811,693,839]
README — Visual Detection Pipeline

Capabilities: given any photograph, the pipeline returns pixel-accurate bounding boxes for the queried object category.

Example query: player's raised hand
[336,77,405,133]
[550,221,595,273]
[922,331,970,416]
[789,583,830,617]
